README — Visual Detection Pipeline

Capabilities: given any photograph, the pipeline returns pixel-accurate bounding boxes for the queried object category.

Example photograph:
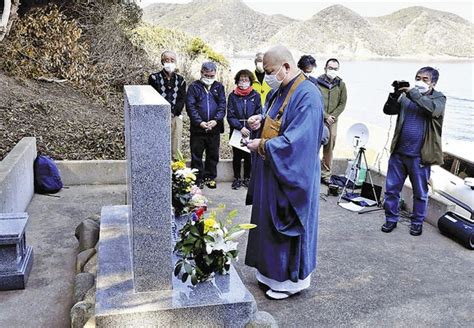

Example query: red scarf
[234,86,253,97]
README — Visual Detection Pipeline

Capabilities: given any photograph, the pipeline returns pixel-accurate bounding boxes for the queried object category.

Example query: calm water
[339,60,474,144]
[230,58,474,146]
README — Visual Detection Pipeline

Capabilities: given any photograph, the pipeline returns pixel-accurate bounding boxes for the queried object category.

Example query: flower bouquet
[174,204,256,285]
[171,152,199,216]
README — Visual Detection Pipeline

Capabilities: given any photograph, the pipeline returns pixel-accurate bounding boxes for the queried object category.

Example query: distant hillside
[143,2,473,59]
[267,5,398,58]
[142,0,296,54]
[368,6,474,58]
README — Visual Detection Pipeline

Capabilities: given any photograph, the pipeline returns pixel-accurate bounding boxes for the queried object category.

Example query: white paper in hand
[229,130,250,153]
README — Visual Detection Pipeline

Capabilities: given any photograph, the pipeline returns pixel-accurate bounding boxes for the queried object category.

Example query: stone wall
[0,137,36,213]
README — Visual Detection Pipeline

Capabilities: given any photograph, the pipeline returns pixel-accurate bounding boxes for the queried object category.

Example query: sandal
[265,289,300,300]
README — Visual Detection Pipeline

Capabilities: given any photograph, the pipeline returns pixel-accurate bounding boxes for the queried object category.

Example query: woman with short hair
[227,69,262,189]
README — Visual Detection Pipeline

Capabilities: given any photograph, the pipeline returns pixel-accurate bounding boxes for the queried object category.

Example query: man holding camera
[381,67,446,236]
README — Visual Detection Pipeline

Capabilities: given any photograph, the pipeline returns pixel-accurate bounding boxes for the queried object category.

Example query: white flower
[225,230,245,241]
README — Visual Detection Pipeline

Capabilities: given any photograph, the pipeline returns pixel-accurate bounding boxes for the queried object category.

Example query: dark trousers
[190,133,220,181]
[384,153,431,224]
[232,147,251,179]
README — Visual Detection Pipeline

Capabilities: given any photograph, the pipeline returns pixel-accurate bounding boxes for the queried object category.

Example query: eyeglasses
[326,67,338,71]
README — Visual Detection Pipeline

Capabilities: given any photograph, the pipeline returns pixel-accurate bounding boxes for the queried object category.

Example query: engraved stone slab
[124,85,173,292]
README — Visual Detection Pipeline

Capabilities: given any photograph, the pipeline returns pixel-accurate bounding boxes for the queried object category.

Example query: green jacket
[383,88,446,166]
[316,75,347,121]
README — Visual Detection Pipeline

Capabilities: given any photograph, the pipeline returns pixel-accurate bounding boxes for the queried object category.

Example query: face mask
[414,80,430,94]
[256,62,264,73]
[201,77,215,86]
[238,82,250,89]
[326,70,338,80]
[163,62,176,73]
[264,65,285,90]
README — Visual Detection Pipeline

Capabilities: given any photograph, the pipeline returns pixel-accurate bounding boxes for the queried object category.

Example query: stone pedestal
[96,206,256,327]
[0,212,34,290]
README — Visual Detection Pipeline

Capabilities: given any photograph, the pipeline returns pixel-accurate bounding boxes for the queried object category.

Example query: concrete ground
[0,183,473,327]
[0,185,126,328]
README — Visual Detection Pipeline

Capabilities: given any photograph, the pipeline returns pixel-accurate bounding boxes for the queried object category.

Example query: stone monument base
[96,206,257,327]
[0,246,33,291]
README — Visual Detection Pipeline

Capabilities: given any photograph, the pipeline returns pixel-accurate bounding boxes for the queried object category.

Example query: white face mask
[264,65,285,90]
[256,62,264,73]
[163,62,176,73]
[238,82,251,89]
[414,80,430,94]
[326,70,338,80]
[201,77,215,86]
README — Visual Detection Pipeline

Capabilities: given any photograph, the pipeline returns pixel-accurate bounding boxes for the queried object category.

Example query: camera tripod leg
[360,148,381,207]
[338,149,362,203]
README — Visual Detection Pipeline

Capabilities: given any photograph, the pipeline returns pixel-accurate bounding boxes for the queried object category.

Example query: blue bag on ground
[34,154,63,194]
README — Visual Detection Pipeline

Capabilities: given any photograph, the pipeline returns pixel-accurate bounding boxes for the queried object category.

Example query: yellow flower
[172,161,186,171]
[238,223,257,230]
[185,172,196,183]
[204,218,217,233]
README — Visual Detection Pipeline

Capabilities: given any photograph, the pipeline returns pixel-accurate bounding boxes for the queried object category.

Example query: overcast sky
[138,0,473,22]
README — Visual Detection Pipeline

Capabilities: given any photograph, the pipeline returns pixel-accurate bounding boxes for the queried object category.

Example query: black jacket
[186,80,226,135]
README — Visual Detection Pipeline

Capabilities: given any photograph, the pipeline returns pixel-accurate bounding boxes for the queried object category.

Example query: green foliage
[187,37,229,66]
[129,23,229,67]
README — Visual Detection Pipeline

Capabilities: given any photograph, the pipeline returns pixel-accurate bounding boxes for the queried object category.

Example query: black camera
[392,80,410,92]
[391,80,410,98]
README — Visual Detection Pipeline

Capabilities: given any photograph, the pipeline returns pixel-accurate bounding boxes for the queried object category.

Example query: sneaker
[231,179,241,190]
[381,221,397,233]
[242,178,250,188]
[410,223,423,236]
[196,179,204,189]
[206,179,217,189]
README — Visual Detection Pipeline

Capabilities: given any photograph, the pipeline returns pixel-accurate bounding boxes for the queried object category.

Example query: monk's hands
[248,115,262,131]
[246,138,260,152]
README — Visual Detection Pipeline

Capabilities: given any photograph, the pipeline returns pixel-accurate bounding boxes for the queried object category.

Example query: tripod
[337,147,381,210]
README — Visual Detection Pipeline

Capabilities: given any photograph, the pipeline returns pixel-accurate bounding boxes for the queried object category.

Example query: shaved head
[263,45,299,87]
[264,45,296,67]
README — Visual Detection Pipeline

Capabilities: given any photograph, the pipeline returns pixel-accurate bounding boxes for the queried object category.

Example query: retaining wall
[0,137,37,213]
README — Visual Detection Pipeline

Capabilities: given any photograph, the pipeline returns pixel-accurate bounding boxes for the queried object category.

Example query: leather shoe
[410,223,423,236]
[381,221,397,233]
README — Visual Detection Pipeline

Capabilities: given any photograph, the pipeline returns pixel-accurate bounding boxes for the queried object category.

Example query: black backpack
[34,154,63,194]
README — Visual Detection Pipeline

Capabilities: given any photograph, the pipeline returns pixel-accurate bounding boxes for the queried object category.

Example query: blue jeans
[384,153,431,224]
